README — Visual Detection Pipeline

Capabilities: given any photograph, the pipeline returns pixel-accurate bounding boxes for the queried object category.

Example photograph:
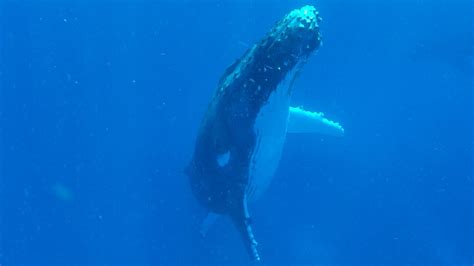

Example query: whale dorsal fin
[288,106,344,136]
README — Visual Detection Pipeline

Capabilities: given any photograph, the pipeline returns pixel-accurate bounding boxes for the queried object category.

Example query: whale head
[215,5,323,119]
[262,5,322,64]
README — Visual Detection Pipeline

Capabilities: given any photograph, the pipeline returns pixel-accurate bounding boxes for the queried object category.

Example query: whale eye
[217,151,231,167]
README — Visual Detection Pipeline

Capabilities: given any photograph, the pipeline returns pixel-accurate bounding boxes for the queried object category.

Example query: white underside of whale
[246,68,295,201]
[247,102,345,202]
[247,67,345,202]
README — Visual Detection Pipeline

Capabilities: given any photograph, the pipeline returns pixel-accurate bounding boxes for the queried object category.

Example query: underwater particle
[51,183,74,201]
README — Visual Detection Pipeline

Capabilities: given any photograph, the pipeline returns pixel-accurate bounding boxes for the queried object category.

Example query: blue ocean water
[1,0,473,264]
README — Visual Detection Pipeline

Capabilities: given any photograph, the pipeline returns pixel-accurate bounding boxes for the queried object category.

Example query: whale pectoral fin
[200,212,221,237]
[229,194,261,262]
[288,106,344,136]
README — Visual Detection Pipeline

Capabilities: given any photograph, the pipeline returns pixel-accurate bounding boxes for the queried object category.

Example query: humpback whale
[186,5,343,261]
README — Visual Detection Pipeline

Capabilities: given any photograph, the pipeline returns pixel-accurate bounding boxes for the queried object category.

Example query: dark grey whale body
[186,6,323,261]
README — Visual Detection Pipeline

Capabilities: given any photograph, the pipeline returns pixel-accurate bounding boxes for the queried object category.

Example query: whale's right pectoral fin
[288,106,344,136]
[230,194,261,262]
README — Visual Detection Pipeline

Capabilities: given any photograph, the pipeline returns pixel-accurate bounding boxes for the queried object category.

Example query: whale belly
[247,71,297,201]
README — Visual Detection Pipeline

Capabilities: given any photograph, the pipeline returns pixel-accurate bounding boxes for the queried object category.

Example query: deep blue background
[1,0,473,264]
